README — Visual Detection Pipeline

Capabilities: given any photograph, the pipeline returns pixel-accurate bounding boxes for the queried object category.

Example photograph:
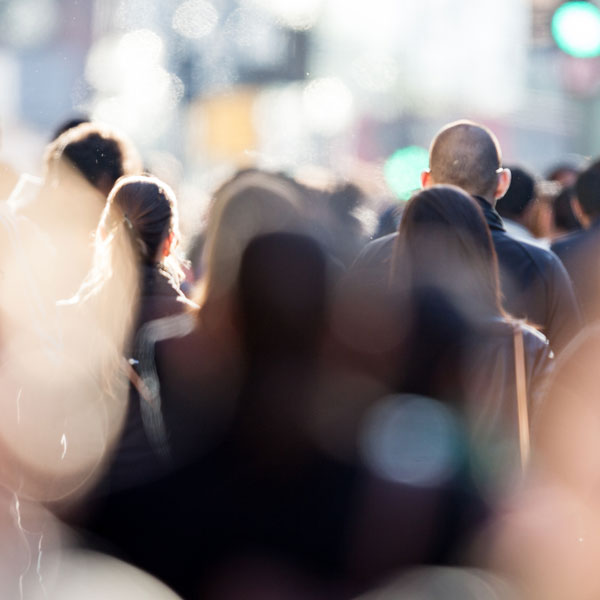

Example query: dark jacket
[105,265,196,492]
[551,220,600,325]
[474,197,580,353]
[389,287,552,431]
[368,285,552,486]
[464,319,552,455]
[351,197,581,353]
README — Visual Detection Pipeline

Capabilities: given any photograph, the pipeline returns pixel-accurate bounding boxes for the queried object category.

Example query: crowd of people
[1,117,599,598]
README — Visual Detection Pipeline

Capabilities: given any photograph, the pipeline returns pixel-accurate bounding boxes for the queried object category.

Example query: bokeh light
[0,0,58,48]
[172,0,218,40]
[552,1,600,58]
[85,29,183,142]
[242,0,323,31]
[360,394,462,487]
[384,145,429,199]
[118,29,164,66]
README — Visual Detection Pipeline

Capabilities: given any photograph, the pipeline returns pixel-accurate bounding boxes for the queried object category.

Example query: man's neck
[473,194,495,207]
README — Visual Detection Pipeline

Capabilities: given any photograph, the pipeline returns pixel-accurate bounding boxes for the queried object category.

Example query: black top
[103,265,194,492]
[351,197,581,353]
[474,197,580,352]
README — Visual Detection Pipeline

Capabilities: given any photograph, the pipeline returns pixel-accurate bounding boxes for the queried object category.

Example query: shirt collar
[473,195,506,232]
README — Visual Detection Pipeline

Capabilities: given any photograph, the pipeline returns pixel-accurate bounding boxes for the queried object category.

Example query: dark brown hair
[44,122,141,196]
[101,175,185,282]
[393,184,506,319]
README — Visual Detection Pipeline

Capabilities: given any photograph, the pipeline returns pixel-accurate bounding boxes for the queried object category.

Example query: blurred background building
[0,0,599,207]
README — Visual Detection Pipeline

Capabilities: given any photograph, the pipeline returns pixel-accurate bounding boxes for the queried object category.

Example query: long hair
[103,175,184,282]
[392,185,506,320]
[196,169,304,310]
[81,174,185,294]
[70,176,185,393]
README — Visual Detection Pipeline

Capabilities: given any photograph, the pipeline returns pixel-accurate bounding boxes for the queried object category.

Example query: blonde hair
[197,170,304,308]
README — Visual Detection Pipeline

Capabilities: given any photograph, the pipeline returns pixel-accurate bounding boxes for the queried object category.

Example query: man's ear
[571,196,590,228]
[421,169,433,189]
[494,168,511,200]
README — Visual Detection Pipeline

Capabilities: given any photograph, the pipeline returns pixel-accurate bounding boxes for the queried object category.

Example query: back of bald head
[429,120,502,199]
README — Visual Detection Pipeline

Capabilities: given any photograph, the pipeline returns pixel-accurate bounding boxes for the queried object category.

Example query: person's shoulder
[501,230,565,268]
[352,232,397,266]
[551,229,587,256]
[361,232,397,254]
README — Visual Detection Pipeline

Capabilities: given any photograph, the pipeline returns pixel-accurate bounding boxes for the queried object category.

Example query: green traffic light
[384,146,429,200]
[552,1,600,58]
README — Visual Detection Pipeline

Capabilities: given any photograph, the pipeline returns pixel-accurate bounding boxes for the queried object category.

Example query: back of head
[102,175,180,270]
[79,175,182,331]
[238,232,327,357]
[200,169,304,306]
[44,122,142,197]
[546,163,580,188]
[575,160,600,221]
[429,120,502,199]
[496,166,536,220]
[397,184,503,318]
[553,186,582,232]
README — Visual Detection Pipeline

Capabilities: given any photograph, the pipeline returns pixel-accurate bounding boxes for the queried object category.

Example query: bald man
[353,120,580,353]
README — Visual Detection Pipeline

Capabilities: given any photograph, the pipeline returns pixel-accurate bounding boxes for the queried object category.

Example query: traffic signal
[551,1,600,58]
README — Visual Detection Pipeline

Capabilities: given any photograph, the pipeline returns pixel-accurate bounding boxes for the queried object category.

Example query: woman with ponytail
[69,175,195,494]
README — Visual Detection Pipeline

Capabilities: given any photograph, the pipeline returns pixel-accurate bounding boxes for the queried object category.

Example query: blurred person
[373,201,404,240]
[68,175,195,494]
[550,185,582,239]
[322,181,372,268]
[353,120,580,354]
[84,230,488,599]
[546,162,581,188]
[526,179,575,241]
[78,172,307,595]
[195,169,305,333]
[12,122,142,303]
[0,213,132,515]
[280,169,374,269]
[0,136,144,507]
[551,160,600,325]
[391,185,552,480]
[542,161,583,240]
[496,165,548,247]
[484,324,600,600]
